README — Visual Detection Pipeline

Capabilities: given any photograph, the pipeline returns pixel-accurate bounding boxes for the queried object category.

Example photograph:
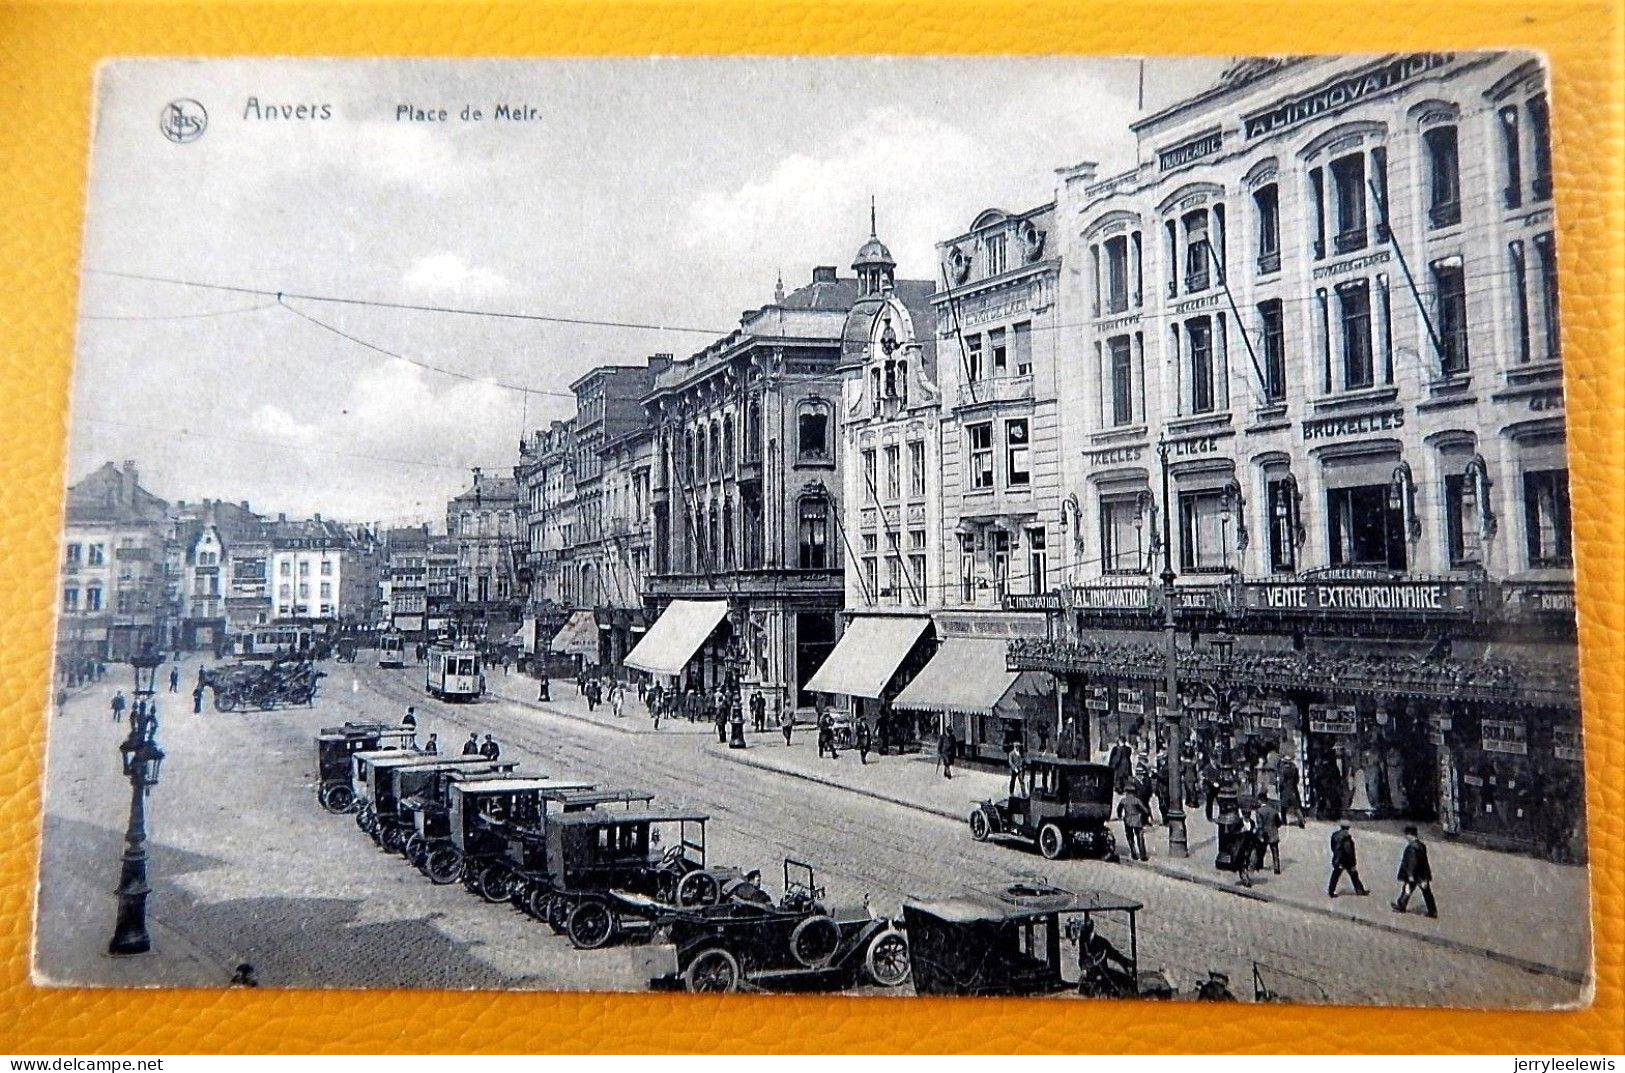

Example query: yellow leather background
[1,0,1620,1054]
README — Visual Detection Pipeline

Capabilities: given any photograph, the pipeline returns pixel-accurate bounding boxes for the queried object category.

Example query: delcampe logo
[158,99,207,143]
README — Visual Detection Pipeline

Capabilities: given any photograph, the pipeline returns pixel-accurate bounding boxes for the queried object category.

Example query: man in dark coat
[1391,825,1438,917]
[111,690,127,724]
[1254,794,1284,874]
[462,732,481,756]
[1327,820,1370,897]
[479,734,501,761]
[1116,787,1149,861]
[750,690,766,732]
[1108,737,1134,792]
[1278,757,1305,827]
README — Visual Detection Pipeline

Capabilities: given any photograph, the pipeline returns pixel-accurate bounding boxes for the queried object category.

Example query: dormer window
[985,233,1007,276]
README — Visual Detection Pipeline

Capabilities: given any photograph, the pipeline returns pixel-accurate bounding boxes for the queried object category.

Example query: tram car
[315,722,417,813]
[426,643,484,701]
[378,631,406,669]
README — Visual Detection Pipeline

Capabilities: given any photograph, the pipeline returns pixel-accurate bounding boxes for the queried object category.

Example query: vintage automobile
[968,756,1118,861]
[528,808,730,950]
[398,767,531,869]
[335,636,359,664]
[902,879,1171,999]
[430,776,595,887]
[641,858,910,994]
[349,748,431,833]
[314,723,417,813]
[206,658,325,711]
[364,756,517,851]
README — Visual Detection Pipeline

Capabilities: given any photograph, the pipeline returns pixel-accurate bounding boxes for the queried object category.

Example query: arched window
[722,414,734,474]
[797,400,830,462]
[798,496,830,569]
[696,424,708,482]
[86,583,103,612]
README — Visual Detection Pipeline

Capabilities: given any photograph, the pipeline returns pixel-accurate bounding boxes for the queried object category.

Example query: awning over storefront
[548,610,599,658]
[894,637,1025,715]
[803,615,931,699]
[624,599,729,676]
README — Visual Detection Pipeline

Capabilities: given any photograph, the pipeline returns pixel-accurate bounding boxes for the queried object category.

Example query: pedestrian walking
[1233,813,1259,888]
[402,706,417,732]
[855,717,872,765]
[1391,825,1438,918]
[1279,757,1305,827]
[538,673,551,702]
[192,684,204,714]
[110,690,126,724]
[479,734,501,761]
[462,732,481,756]
[55,686,67,717]
[169,666,180,693]
[1008,741,1028,796]
[1202,757,1222,822]
[196,664,206,688]
[779,703,794,746]
[716,704,729,744]
[1327,820,1370,897]
[1255,794,1283,874]
[1108,736,1134,792]
[816,711,839,759]
[1116,787,1149,861]
[750,690,766,733]
[938,725,956,779]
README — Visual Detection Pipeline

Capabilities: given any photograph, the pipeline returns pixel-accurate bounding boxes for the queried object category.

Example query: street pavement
[36,655,1590,1008]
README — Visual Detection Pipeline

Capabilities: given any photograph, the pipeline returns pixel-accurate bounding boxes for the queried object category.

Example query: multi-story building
[383,525,430,635]
[267,514,352,623]
[445,469,523,643]
[517,418,576,653]
[565,358,668,669]
[1010,52,1579,856]
[632,256,923,710]
[58,461,171,666]
[171,498,266,652]
[596,422,657,668]
[425,535,460,637]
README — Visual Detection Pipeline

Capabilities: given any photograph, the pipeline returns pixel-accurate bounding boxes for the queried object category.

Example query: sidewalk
[704,735,1591,983]
[484,672,724,736]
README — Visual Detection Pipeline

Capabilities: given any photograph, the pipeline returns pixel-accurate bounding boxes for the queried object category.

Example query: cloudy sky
[72,57,1228,526]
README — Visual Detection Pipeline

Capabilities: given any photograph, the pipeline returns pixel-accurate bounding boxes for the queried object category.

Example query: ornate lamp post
[110,651,166,956]
[1156,437,1189,857]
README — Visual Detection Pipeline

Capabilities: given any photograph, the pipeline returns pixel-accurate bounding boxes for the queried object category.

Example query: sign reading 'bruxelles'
[1301,408,1404,441]
[1244,580,1472,614]
[1242,52,1455,140]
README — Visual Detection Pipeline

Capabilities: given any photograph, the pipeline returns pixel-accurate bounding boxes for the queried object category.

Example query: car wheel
[523,886,553,923]
[676,870,721,908]
[402,834,424,863]
[566,900,618,950]
[214,692,237,712]
[477,865,513,904]
[354,804,375,835]
[1038,823,1067,861]
[425,847,463,885]
[546,896,571,935]
[683,948,741,994]
[788,915,841,969]
[319,783,356,814]
[969,809,992,842]
[864,928,911,987]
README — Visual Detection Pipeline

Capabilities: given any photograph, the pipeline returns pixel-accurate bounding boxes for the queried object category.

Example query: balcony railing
[1428,200,1461,229]
[955,373,1033,409]
[1333,229,1367,254]
[1256,250,1280,275]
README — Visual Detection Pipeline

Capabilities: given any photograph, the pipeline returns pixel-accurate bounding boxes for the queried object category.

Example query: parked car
[314,723,415,813]
[364,756,516,852]
[644,858,910,993]
[968,756,1118,861]
[903,879,1171,998]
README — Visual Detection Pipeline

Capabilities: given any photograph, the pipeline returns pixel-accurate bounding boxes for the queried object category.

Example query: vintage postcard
[39,54,1588,1009]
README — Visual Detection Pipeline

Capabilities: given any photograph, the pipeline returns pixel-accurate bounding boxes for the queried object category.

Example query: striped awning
[624,600,729,676]
[894,637,1024,715]
[803,615,931,699]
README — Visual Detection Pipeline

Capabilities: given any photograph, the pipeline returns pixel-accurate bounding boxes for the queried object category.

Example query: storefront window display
[1303,697,1437,822]
[1453,707,1582,859]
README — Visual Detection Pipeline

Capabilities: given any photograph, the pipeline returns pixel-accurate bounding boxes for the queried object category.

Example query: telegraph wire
[80,415,484,473]
[79,300,279,322]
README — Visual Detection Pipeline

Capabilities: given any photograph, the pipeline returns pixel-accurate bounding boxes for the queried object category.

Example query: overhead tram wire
[85,267,733,336]
[79,300,280,322]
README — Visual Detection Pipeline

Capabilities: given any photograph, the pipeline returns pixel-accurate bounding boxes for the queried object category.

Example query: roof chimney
[240,500,250,511]
[278,512,287,523]
[313,512,322,523]
[811,266,838,284]
[649,352,673,374]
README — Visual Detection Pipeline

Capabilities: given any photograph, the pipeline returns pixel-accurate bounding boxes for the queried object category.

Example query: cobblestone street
[36,656,1588,1008]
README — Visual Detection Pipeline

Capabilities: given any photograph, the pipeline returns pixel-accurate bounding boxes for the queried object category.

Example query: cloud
[403,252,509,298]
[683,106,986,281]
[250,403,320,446]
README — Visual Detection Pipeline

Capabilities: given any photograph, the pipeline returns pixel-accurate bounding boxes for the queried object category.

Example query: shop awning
[803,615,931,699]
[548,610,599,658]
[894,637,1030,715]
[624,600,729,676]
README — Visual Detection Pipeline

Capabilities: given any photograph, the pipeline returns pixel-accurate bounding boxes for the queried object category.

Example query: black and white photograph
[40,53,1587,1009]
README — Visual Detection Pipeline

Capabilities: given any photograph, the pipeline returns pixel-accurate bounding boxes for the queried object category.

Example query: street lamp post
[1156,437,1189,858]
[110,650,166,956]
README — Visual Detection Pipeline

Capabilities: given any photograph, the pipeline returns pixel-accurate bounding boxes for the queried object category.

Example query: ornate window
[796,400,830,462]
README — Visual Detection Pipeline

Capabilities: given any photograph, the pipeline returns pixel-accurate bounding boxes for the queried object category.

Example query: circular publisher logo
[159,99,208,143]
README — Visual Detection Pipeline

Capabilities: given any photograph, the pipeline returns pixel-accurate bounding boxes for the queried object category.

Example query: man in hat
[1391,825,1438,918]
[479,733,501,761]
[1196,971,1235,1001]
[110,690,127,724]
[462,732,481,756]
[1254,794,1284,875]
[1116,785,1150,862]
[1327,820,1370,897]
[423,732,439,756]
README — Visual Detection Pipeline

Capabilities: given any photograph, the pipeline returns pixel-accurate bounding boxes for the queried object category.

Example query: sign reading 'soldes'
[1243,53,1454,140]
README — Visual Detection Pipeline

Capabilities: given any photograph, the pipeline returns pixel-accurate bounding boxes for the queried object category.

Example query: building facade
[517,418,577,650]
[268,515,351,623]
[58,461,172,666]
[1014,52,1579,857]
[445,469,524,642]
[384,525,430,635]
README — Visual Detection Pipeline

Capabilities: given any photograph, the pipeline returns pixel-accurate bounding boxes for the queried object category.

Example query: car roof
[449,777,589,795]
[367,752,440,769]
[542,788,655,806]
[352,748,422,763]
[552,809,708,826]
[905,884,1143,922]
[390,756,507,772]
